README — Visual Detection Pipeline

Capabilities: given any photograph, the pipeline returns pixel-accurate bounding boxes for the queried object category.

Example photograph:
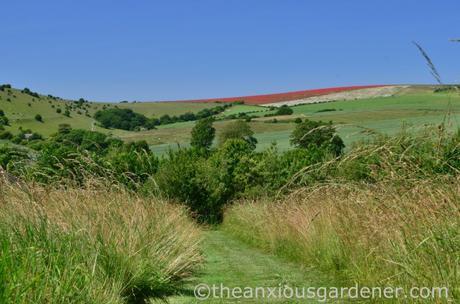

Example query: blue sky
[1,0,459,101]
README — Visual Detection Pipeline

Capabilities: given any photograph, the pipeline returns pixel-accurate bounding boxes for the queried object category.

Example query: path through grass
[166,230,324,303]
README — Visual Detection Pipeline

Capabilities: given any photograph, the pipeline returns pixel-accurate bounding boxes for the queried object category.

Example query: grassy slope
[0,88,216,137]
[147,88,460,154]
[2,86,460,154]
[168,230,323,303]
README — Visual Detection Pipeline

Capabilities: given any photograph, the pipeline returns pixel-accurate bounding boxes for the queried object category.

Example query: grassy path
[165,230,323,303]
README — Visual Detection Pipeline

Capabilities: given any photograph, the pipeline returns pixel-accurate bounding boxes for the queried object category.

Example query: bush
[34,114,43,122]
[105,145,159,189]
[0,131,13,140]
[290,119,344,156]
[219,120,257,149]
[190,117,215,151]
[275,105,294,115]
[11,130,43,145]
[0,84,12,91]
[22,88,40,98]
[94,108,155,131]
[154,149,221,223]
[0,116,8,126]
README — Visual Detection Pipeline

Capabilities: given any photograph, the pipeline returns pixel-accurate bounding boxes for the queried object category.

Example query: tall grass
[0,180,202,303]
[223,131,460,302]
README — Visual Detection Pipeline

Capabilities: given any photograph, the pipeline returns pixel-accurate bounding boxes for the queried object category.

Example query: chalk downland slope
[263,85,407,107]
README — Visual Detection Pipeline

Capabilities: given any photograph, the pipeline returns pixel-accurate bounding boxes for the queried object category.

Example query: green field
[2,86,460,154]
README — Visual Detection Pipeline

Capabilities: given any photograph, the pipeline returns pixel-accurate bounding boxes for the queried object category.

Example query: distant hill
[167,85,386,105]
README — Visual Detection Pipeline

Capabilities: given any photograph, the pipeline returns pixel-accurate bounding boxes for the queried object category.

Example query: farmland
[1,85,460,154]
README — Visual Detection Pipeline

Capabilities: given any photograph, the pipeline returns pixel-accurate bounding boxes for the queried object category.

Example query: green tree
[34,114,43,122]
[190,118,215,150]
[290,119,344,156]
[219,120,257,149]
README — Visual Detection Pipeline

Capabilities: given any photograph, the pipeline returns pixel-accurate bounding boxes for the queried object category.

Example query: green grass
[218,104,268,116]
[0,184,202,304]
[168,230,324,303]
[2,86,460,154]
[0,88,217,137]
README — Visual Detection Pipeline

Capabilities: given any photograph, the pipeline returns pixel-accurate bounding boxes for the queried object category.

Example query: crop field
[3,85,458,155]
[143,88,460,154]
[168,85,385,105]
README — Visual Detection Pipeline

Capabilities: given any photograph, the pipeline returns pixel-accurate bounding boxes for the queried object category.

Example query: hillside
[2,84,460,154]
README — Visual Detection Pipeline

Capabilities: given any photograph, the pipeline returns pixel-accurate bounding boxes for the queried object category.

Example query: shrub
[0,116,8,126]
[290,119,344,156]
[154,149,220,223]
[0,84,12,91]
[219,120,257,149]
[105,143,158,189]
[94,108,155,131]
[34,114,43,122]
[0,131,13,140]
[21,87,40,98]
[275,105,293,115]
[190,117,215,151]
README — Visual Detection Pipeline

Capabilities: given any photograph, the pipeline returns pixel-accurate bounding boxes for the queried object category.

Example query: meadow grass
[0,180,202,303]
[0,88,216,136]
[222,131,460,303]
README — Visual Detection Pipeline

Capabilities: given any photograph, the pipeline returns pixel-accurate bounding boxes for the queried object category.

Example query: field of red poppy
[171,85,386,105]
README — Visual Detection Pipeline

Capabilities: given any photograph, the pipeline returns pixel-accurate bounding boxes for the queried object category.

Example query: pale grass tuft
[0,179,203,303]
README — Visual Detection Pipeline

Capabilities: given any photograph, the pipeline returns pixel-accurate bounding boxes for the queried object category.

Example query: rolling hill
[1,84,459,155]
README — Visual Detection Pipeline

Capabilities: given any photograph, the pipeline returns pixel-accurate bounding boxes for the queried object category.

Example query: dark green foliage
[0,131,13,140]
[276,105,293,115]
[11,129,43,145]
[290,119,344,156]
[149,103,235,127]
[219,120,257,149]
[50,129,115,153]
[154,149,220,223]
[94,108,155,131]
[21,88,40,98]
[315,108,337,113]
[0,145,29,173]
[64,109,71,117]
[0,84,12,91]
[34,114,43,122]
[0,110,8,126]
[105,144,158,189]
[190,118,215,150]
[264,105,293,117]
[0,116,8,126]
[57,123,71,134]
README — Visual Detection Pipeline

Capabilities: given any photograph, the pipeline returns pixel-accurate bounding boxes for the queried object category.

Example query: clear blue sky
[1,0,459,101]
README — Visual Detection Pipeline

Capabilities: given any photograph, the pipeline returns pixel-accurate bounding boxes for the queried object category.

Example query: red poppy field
[173,85,386,105]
